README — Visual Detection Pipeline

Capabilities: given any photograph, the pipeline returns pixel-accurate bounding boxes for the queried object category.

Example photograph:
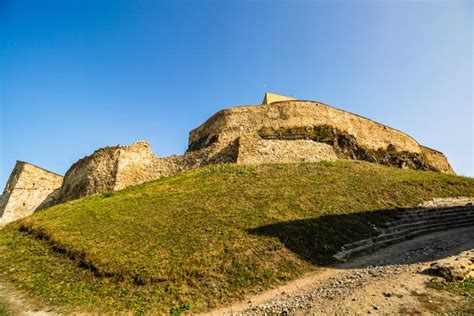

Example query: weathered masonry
[187,95,454,174]
[0,161,63,225]
[0,93,455,224]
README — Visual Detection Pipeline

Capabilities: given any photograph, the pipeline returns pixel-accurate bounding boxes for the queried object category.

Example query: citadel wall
[235,135,338,165]
[112,141,162,191]
[0,96,456,224]
[54,141,174,204]
[188,100,454,173]
[0,162,63,225]
[421,146,455,175]
[188,101,422,154]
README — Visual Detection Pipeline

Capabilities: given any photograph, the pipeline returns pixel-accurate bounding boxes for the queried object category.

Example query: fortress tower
[0,161,63,225]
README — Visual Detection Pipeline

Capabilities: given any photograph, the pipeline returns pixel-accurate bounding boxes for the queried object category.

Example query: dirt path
[207,226,474,315]
[0,279,55,316]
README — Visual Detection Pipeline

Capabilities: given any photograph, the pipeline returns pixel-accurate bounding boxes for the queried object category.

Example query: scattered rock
[428,250,473,282]
[419,197,474,208]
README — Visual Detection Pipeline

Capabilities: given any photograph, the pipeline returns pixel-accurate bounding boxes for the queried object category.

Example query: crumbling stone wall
[0,97,456,222]
[421,146,455,175]
[0,162,63,225]
[258,125,439,171]
[55,141,167,203]
[52,141,232,204]
[188,101,422,153]
[48,107,453,206]
[236,134,337,165]
[112,141,163,191]
[188,100,454,174]
[50,138,245,205]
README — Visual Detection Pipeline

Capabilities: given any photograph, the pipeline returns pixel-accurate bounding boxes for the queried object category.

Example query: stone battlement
[0,94,455,224]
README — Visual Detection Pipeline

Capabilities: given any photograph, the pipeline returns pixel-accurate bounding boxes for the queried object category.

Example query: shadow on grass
[247,207,474,268]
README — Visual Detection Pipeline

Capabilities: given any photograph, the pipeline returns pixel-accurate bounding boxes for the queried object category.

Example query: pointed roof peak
[262,92,296,105]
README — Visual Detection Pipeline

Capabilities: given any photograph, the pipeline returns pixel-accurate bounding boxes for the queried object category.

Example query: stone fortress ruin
[0,161,63,224]
[0,93,455,225]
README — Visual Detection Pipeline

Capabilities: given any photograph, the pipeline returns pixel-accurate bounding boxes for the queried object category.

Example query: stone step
[402,206,474,218]
[341,212,474,251]
[382,207,473,228]
[373,214,474,243]
[386,210,473,229]
[399,205,473,219]
[392,205,461,218]
[399,208,474,222]
[382,211,474,234]
[392,205,472,218]
[334,217,474,261]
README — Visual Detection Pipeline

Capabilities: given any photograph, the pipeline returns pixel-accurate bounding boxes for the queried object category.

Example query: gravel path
[209,225,474,315]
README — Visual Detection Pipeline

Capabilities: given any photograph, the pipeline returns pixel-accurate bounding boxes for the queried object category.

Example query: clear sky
[1,0,472,187]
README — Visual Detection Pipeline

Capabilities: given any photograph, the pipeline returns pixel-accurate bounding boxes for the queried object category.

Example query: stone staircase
[333,204,474,261]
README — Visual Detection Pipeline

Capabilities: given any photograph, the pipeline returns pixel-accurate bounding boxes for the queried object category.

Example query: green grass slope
[0,302,12,316]
[0,160,473,314]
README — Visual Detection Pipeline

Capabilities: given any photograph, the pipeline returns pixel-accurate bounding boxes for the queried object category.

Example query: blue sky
[1,0,472,187]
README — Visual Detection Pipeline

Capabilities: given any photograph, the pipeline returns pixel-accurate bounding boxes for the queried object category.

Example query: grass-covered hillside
[0,160,473,314]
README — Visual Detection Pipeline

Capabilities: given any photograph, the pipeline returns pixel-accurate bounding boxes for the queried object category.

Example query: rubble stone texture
[429,249,474,281]
[418,197,474,208]
[54,141,175,203]
[188,101,423,153]
[188,100,454,174]
[0,96,456,223]
[0,162,63,225]
[420,146,456,175]
[236,135,338,164]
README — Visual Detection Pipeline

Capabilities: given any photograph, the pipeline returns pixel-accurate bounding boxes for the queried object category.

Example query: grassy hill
[0,160,473,314]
